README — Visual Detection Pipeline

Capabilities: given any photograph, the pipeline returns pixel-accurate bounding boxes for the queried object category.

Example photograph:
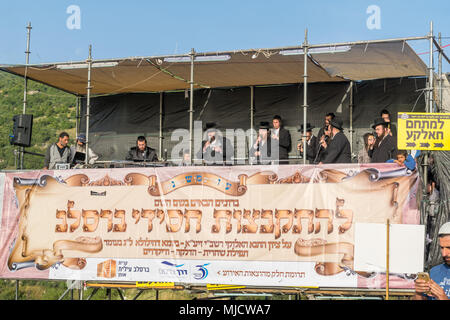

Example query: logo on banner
[159,261,188,278]
[193,263,210,280]
[97,259,117,278]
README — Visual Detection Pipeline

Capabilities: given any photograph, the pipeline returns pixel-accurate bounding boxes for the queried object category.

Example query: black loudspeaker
[11,114,33,147]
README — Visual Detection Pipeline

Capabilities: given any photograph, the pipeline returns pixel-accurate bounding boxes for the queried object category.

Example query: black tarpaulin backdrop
[79,77,426,161]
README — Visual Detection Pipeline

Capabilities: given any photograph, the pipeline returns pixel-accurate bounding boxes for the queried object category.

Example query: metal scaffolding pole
[85,45,93,165]
[423,21,435,188]
[302,29,309,165]
[428,22,434,114]
[75,96,80,138]
[22,22,31,115]
[349,81,354,155]
[159,92,164,159]
[189,48,195,164]
[438,33,443,112]
[20,22,32,170]
[250,86,255,164]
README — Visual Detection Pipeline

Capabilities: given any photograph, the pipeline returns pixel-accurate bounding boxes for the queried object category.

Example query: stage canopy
[0,41,427,96]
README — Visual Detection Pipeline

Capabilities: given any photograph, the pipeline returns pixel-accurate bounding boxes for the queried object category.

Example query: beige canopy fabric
[0,40,427,96]
[311,41,428,80]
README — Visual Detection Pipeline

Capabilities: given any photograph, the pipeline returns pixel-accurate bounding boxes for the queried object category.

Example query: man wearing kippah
[414,222,450,300]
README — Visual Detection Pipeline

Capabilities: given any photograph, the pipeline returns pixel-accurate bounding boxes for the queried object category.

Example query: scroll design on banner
[294,238,354,276]
[8,176,103,271]
[276,171,310,184]
[147,171,280,196]
[65,174,125,186]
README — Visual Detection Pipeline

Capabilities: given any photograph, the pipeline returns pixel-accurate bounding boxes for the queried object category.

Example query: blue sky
[0,0,449,71]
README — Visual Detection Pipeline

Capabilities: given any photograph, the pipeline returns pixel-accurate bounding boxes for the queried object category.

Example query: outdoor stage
[0,162,423,296]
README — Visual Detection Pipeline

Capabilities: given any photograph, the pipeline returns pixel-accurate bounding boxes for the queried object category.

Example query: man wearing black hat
[271,115,291,164]
[317,112,335,142]
[368,118,397,163]
[380,109,397,137]
[126,136,159,162]
[250,122,274,164]
[297,123,318,163]
[319,117,351,164]
[197,122,233,165]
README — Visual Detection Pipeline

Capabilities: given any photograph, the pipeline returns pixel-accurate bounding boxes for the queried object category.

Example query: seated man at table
[126,136,159,162]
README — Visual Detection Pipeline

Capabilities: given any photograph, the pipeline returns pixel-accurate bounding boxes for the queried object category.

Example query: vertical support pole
[423,21,434,188]
[438,33,443,112]
[386,219,390,300]
[250,86,255,164]
[80,281,84,300]
[15,280,19,300]
[85,45,93,166]
[22,22,32,115]
[349,81,354,155]
[20,22,32,170]
[75,96,80,138]
[428,21,434,114]
[159,92,164,159]
[189,49,195,164]
[302,29,309,165]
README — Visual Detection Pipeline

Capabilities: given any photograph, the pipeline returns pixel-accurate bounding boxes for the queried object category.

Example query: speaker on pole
[10,114,33,147]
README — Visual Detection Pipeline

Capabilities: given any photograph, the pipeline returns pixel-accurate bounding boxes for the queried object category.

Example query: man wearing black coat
[368,118,398,163]
[320,117,351,164]
[250,122,274,164]
[126,136,159,162]
[271,115,291,164]
[297,123,318,163]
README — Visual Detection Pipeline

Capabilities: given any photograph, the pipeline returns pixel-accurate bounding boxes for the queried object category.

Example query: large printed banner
[0,164,421,288]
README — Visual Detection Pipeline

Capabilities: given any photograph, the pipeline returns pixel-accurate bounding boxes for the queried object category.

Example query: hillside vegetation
[0,71,77,170]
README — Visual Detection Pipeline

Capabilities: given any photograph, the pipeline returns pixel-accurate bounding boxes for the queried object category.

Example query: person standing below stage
[319,117,351,164]
[297,123,318,163]
[43,131,71,170]
[250,122,273,164]
[70,133,99,166]
[358,132,375,163]
[197,123,232,165]
[126,136,158,162]
[368,118,397,163]
[271,115,291,164]
[380,109,397,137]
[414,222,450,300]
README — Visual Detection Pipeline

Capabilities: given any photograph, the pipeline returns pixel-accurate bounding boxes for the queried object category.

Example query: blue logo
[193,263,210,280]
[161,261,185,268]
[160,261,188,277]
